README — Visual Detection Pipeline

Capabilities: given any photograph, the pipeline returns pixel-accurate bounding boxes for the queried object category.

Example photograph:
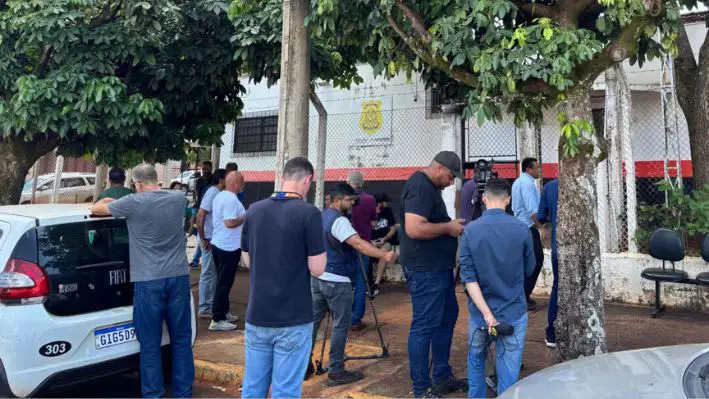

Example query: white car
[499,344,709,398]
[168,170,200,192]
[0,205,197,397]
[19,173,97,204]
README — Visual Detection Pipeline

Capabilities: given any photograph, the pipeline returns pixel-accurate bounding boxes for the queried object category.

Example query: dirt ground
[190,268,709,398]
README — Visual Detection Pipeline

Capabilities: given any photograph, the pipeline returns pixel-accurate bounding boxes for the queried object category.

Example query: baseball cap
[433,151,462,179]
[108,168,126,183]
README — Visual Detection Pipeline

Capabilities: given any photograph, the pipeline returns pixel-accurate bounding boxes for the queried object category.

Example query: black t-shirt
[399,171,457,272]
[194,175,212,208]
[372,207,396,241]
[241,196,326,327]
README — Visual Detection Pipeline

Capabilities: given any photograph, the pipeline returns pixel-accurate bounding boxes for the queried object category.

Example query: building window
[426,86,466,119]
[233,115,278,154]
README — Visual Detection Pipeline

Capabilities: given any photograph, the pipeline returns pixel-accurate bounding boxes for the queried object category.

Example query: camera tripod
[314,252,390,375]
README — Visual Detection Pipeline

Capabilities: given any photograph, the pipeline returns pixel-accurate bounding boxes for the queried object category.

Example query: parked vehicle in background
[0,205,197,397]
[169,170,201,192]
[499,344,709,398]
[20,173,97,204]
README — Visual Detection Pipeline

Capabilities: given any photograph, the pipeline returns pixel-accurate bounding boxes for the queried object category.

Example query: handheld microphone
[478,322,514,337]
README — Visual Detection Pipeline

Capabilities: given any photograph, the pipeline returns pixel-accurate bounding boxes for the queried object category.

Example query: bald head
[225,170,245,194]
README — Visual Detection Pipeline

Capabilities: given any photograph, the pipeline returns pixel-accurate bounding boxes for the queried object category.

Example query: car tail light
[0,259,49,304]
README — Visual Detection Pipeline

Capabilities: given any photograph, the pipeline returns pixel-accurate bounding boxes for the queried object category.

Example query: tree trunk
[0,135,59,205]
[273,0,311,189]
[674,26,709,190]
[555,85,608,360]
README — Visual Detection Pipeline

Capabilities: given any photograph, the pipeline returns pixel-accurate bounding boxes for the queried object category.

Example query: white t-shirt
[210,191,246,252]
[318,216,358,283]
[199,186,220,239]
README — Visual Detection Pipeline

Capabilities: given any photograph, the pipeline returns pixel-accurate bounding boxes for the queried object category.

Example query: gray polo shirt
[108,190,189,282]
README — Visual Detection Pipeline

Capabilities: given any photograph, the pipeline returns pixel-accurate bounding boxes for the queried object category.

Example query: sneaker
[370,284,380,298]
[327,370,364,387]
[209,320,237,331]
[304,361,315,381]
[226,313,240,323]
[432,375,468,395]
[414,387,439,398]
[545,337,557,348]
[198,312,212,319]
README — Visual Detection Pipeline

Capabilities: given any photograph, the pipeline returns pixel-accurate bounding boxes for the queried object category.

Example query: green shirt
[96,186,134,202]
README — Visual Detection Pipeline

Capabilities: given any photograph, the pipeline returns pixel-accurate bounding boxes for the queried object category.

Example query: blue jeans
[133,275,195,398]
[351,255,369,325]
[192,236,202,264]
[467,313,528,398]
[546,252,559,342]
[405,268,459,395]
[198,247,216,314]
[242,322,313,398]
[311,277,353,373]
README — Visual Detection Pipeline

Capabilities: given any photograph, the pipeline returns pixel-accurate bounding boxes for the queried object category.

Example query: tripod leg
[316,312,330,375]
[358,252,389,356]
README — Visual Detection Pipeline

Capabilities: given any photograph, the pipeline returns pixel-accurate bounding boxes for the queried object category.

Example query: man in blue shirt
[511,157,544,310]
[460,178,535,398]
[538,179,559,348]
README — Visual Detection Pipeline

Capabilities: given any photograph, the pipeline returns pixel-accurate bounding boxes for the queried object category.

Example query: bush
[636,182,709,256]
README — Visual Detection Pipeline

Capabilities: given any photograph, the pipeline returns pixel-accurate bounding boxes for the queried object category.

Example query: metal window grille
[233,115,278,154]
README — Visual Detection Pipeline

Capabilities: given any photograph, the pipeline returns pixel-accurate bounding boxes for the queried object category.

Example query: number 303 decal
[39,341,71,357]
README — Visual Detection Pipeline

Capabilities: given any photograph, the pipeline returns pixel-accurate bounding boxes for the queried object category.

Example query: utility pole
[274,0,310,190]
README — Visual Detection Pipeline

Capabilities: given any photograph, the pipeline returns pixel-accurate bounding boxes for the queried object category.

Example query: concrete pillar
[51,155,64,204]
[124,168,133,189]
[517,122,541,187]
[274,0,310,189]
[617,66,638,253]
[311,92,327,209]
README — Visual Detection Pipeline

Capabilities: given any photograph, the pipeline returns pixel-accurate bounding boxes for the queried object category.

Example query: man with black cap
[400,151,467,398]
[96,168,133,202]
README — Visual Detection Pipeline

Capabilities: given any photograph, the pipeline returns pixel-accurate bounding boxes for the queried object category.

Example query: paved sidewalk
[189,268,709,397]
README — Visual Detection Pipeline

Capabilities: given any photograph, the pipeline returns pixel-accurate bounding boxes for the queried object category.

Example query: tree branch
[89,2,121,28]
[34,45,52,76]
[511,0,555,19]
[674,24,699,114]
[394,0,432,45]
[385,13,477,87]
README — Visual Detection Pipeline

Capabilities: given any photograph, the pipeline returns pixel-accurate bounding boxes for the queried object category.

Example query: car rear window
[38,219,132,316]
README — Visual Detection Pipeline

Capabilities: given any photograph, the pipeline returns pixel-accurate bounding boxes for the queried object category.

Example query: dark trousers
[211,246,241,322]
[546,252,559,341]
[404,268,459,395]
[134,275,194,398]
[524,226,544,300]
[311,277,353,373]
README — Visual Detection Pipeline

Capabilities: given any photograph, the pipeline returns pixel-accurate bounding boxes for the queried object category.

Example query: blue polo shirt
[538,179,559,256]
[459,209,536,325]
[511,172,540,227]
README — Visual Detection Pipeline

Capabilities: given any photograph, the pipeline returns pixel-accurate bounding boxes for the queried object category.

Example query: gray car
[499,344,709,398]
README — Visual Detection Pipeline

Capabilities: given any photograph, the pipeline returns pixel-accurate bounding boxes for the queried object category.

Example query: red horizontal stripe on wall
[240,160,693,183]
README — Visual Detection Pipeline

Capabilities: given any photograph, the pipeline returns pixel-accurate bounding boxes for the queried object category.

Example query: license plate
[94,323,136,349]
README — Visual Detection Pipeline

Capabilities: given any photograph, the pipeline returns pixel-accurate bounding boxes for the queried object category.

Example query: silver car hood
[500,344,709,399]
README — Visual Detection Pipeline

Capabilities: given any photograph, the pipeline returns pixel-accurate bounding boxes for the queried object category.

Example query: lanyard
[270,191,303,200]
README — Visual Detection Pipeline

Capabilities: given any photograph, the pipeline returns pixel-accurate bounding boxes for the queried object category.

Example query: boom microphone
[478,322,514,336]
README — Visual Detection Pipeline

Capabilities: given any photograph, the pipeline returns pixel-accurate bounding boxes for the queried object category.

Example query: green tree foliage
[0,0,243,204]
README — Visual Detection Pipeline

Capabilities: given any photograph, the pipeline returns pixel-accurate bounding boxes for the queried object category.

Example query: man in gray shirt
[90,163,194,398]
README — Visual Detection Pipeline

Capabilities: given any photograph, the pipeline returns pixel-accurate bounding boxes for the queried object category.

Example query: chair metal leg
[652,280,665,318]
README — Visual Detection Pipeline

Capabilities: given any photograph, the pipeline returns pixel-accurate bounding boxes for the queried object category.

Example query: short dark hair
[329,183,356,202]
[283,157,314,181]
[521,158,537,172]
[108,168,126,184]
[225,162,238,172]
[211,168,227,185]
[202,161,213,168]
[374,192,390,204]
[485,178,511,198]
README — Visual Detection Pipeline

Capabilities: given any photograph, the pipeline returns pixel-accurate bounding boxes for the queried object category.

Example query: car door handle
[75,261,125,270]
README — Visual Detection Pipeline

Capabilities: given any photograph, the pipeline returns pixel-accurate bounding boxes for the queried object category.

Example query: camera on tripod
[472,159,498,194]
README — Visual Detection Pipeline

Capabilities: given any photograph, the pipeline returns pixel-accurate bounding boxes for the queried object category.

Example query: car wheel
[170,182,180,190]
[20,201,30,205]
[84,196,93,203]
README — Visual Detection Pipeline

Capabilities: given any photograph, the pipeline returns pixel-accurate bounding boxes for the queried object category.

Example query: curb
[194,359,244,386]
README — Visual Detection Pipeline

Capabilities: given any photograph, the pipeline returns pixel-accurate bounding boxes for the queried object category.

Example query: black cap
[433,151,462,179]
[108,168,126,183]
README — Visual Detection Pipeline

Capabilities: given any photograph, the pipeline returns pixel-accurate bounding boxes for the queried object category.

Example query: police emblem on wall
[351,96,393,145]
[359,100,384,135]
